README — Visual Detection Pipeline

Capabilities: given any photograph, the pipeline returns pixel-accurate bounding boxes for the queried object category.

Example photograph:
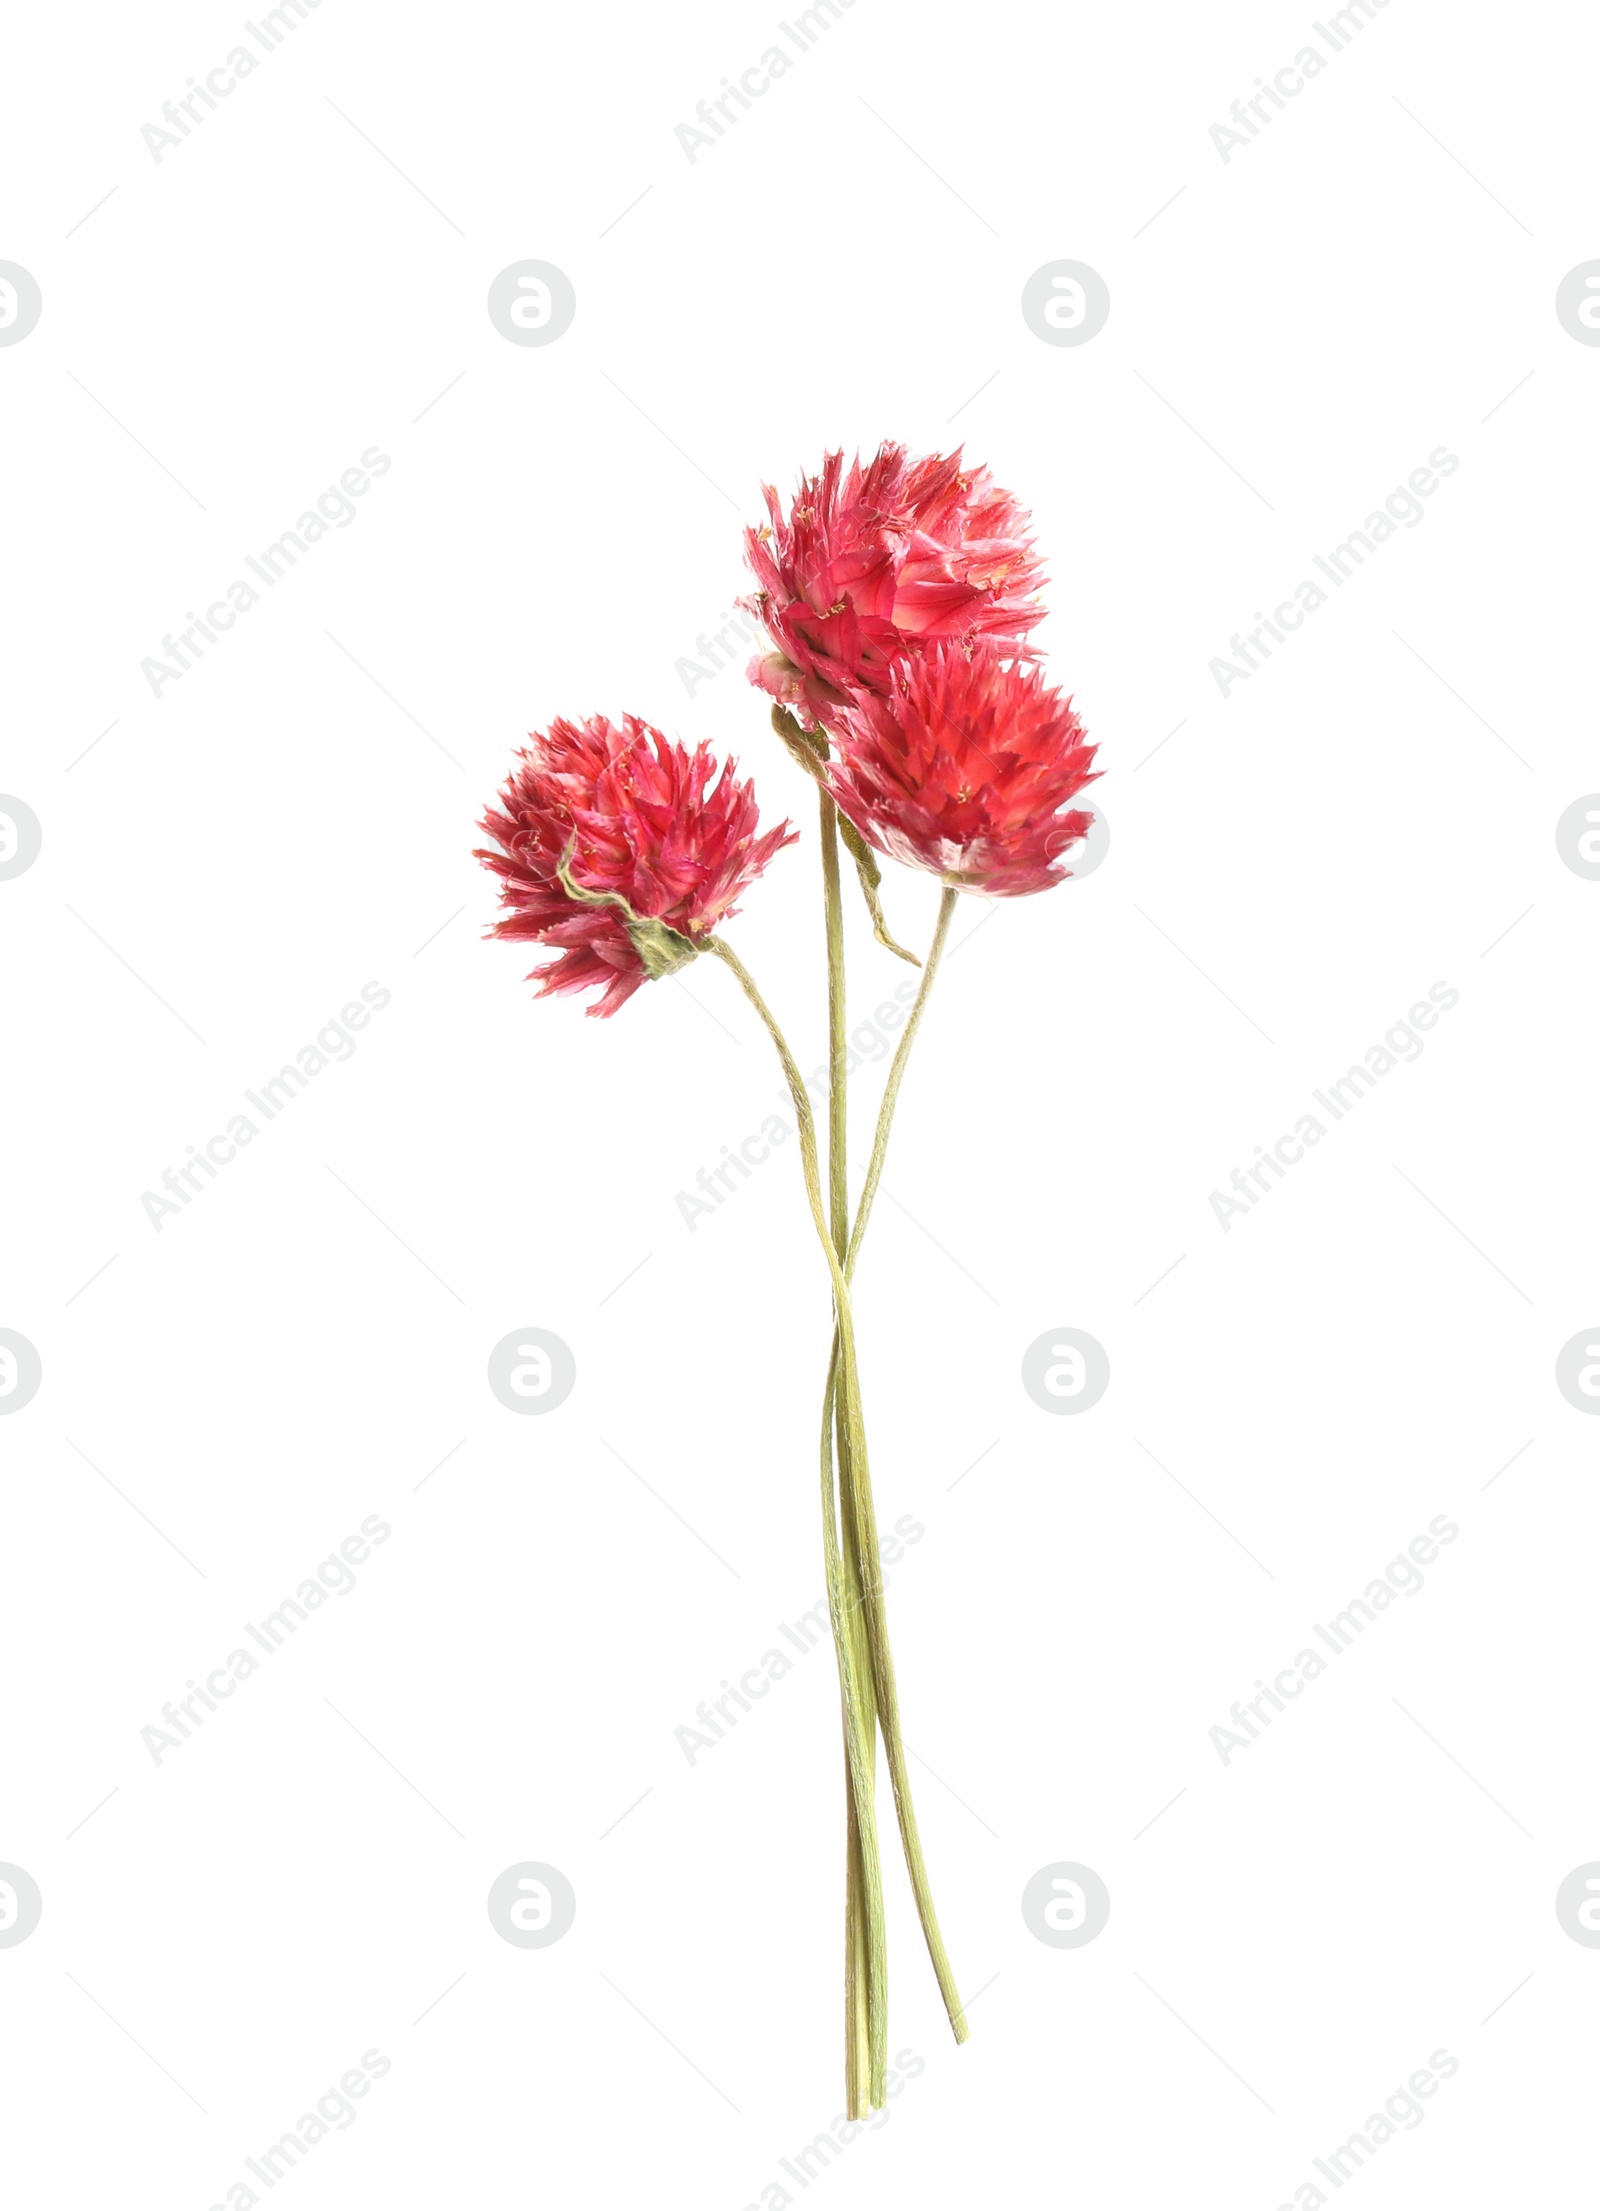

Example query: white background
[3,1,1598,2204]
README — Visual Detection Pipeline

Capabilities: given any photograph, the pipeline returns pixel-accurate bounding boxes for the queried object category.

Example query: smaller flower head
[476,714,795,1015]
[828,641,1099,899]
[743,444,1046,732]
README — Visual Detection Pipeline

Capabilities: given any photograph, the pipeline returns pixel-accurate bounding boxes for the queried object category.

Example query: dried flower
[477,436,1109,2115]
[476,713,795,1015]
[828,640,1098,898]
[743,444,1046,731]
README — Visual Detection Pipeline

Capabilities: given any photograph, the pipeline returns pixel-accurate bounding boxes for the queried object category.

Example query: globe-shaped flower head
[827,639,1098,899]
[744,444,1047,733]
[476,713,795,1015]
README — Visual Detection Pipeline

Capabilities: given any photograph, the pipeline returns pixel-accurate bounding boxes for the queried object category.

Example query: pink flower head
[828,640,1099,899]
[476,714,796,1016]
[743,444,1047,732]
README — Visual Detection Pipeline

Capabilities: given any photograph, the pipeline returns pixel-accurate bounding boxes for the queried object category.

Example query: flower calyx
[556,843,700,980]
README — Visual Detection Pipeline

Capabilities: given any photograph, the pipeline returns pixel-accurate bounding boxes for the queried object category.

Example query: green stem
[819,791,879,2117]
[829,884,967,2045]
[824,1341,969,2046]
[822,794,850,1256]
[703,933,889,2106]
[831,1393,875,2115]
[842,1779,871,2115]
[845,888,958,1281]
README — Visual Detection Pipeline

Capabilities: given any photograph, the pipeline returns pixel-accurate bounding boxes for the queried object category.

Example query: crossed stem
[819,793,880,2117]
[704,868,966,2112]
[701,929,890,2105]
[819,872,965,2059]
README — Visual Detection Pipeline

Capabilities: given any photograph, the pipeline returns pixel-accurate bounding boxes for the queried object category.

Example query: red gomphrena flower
[475,714,796,1016]
[743,444,1047,732]
[828,640,1099,899]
